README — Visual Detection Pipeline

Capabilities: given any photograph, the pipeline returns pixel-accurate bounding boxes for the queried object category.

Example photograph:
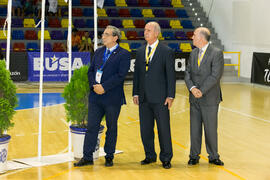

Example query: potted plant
[62,65,104,160]
[0,60,18,173]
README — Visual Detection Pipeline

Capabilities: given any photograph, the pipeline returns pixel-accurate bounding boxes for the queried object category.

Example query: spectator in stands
[93,32,103,49]
[48,0,58,16]
[74,25,130,167]
[35,0,42,19]
[72,28,81,52]
[79,31,94,54]
[12,0,24,18]
[24,0,34,17]
[184,27,224,166]
[0,48,5,61]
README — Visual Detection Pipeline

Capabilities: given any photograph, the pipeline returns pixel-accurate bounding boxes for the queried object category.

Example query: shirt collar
[201,43,209,52]
[107,43,118,52]
[147,39,159,49]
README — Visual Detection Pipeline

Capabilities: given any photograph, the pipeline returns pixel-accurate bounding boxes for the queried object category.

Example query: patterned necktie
[198,49,203,67]
[105,49,110,60]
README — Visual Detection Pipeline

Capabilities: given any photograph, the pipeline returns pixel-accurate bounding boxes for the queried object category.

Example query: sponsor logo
[33,54,83,71]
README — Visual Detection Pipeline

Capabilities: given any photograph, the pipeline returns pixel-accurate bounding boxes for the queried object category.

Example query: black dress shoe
[162,161,171,169]
[140,158,156,165]
[105,157,114,167]
[74,158,93,167]
[209,159,224,166]
[188,158,199,165]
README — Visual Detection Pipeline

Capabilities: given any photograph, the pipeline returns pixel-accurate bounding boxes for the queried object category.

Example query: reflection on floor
[16,93,65,110]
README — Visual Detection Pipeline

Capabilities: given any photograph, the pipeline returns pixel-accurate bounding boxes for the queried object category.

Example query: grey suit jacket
[133,42,176,103]
[184,44,224,105]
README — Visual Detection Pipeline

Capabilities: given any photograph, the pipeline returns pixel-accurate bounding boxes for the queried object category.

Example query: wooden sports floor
[1,82,270,180]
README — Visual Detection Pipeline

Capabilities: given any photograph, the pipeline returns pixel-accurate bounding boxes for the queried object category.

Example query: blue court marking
[15,93,65,110]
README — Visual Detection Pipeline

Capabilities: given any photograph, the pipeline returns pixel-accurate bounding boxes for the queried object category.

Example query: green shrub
[0,60,18,136]
[62,65,89,128]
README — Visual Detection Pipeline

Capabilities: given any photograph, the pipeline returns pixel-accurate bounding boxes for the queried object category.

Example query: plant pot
[0,135,11,174]
[70,125,104,161]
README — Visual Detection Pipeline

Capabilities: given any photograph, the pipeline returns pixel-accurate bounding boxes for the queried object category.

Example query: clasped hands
[133,96,174,109]
[93,84,105,95]
[191,87,202,98]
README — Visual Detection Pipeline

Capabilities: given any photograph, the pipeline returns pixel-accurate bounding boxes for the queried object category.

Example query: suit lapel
[102,46,121,69]
[149,43,161,66]
[199,45,211,67]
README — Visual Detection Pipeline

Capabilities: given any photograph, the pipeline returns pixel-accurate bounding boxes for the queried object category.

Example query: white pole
[5,0,12,70]
[68,0,72,155]
[38,0,46,161]
[94,0,98,51]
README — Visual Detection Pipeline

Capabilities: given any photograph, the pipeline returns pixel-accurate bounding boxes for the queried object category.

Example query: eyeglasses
[102,33,113,37]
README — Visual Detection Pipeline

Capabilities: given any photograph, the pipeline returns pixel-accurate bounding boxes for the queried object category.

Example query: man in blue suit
[74,25,131,167]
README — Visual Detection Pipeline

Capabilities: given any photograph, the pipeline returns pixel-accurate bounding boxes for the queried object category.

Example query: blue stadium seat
[83,8,93,17]
[168,43,181,52]
[86,19,94,28]
[130,9,142,17]
[181,20,194,29]
[176,9,188,18]
[12,30,24,40]
[162,31,175,40]
[130,43,141,52]
[27,42,39,52]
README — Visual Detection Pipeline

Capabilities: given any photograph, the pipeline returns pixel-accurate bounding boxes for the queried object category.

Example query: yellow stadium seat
[121,31,127,40]
[38,30,51,40]
[180,43,192,52]
[119,43,131,52]
[23,19,36,28]
[171,0,184,7]
[0,0,8,5]
[142,9,154,18]
[97,9,107,17]
[158,33,164,40]
[115,0,127,7]
[170,20,183,29]
[61,19,74,28]
[122,19,135,28]
[0,30,7,39]
[58,0,68,6]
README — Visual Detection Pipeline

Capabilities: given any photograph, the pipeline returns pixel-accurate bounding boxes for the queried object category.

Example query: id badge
[95,69,103,83]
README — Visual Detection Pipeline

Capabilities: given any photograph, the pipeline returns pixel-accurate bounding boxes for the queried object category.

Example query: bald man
[185,27,224,166]
[133,22,176,169]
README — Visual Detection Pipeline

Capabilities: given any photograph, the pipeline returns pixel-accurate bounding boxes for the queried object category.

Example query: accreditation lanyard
[145,42,159,71]
[197,49,207,67]
[99,45,119,70]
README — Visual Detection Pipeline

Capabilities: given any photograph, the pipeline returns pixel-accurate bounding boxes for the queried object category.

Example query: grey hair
[147,21,161,34]
[106,25,121,43]
[198,27,211,42]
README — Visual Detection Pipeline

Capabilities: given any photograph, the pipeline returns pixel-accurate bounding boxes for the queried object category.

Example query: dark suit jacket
[133,42,176,103]
[185,44,224,105]
[88,46,130,106]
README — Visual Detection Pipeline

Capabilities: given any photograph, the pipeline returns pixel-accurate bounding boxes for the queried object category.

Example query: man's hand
[93,84,105,95]
[164,98,174,109]
[191,87,202,98]
[133,96,139,105]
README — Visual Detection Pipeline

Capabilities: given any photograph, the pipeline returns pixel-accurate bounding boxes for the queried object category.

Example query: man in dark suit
[74,25,130,167]
[133,22,176,169]
[185,27,224,166]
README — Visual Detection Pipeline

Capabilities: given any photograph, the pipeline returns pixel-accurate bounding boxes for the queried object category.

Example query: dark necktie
[148,46,152,56]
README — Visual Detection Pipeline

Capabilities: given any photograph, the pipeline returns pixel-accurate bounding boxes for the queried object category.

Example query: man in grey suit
[133,22,176,169]
[185,27,224,166]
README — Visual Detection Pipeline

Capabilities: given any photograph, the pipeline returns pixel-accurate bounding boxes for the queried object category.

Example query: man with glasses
[74,25,131,167]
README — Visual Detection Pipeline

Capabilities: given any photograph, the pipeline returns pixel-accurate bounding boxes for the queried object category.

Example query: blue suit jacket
[88,46,130,106]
